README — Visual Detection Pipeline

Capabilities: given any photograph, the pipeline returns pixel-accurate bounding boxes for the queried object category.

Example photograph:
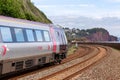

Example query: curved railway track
[9,45,109,80]
[40,46,107,80]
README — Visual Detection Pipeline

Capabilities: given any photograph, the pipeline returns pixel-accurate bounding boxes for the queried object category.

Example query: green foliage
[67,45,78,55]
[0,0,25,18]
[86,28,107,34]
[0,0,52,23]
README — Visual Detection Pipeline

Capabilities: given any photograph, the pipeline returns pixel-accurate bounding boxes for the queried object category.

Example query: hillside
[64,28,118,42]
[0,0,52,23]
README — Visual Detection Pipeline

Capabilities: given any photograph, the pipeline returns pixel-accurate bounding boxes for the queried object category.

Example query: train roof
[0,16,63,30]
[0,15,52,27]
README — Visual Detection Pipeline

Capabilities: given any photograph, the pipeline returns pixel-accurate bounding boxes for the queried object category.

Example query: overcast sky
[32,0,120,18]
[31,0,120,37]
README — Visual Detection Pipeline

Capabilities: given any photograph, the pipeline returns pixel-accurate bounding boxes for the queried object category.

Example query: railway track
[62,45,93,63]
[39,47,107,80]
[9,45,108,80]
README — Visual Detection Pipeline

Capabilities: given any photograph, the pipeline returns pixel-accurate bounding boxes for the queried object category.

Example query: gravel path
[72,47,120,80]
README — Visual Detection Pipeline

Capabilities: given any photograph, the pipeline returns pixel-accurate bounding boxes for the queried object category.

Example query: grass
[67,45,78,55]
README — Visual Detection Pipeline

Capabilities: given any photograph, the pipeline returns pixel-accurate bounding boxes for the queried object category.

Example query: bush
[0,0,51,23]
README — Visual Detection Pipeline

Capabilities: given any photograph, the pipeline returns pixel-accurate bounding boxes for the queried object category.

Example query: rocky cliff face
[64,28,118,42]
[86,31,117,41]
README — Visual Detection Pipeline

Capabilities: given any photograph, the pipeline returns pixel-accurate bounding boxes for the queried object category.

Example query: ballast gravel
[72,47,120,80]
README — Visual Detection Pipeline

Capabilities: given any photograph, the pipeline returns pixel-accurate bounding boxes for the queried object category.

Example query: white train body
[0,16,67,75]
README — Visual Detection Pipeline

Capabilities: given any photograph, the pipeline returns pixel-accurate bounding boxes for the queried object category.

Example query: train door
[50,27,59,54]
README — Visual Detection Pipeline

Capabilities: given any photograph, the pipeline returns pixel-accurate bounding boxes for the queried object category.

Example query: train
[0,16,68,76]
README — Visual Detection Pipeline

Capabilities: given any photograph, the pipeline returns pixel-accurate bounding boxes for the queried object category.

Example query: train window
[43,31,50,42]
[63,32,67,44]
[14,28,25,42]
[55,31,60,42]
[35,30,43,41]
[56,31,63,44]
[26,29,35,42]
[0,27,13,42]
[61,33,65,44]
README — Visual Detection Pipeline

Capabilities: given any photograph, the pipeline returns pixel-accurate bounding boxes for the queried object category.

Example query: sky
[31,0,120,37]
[31,0,120,17]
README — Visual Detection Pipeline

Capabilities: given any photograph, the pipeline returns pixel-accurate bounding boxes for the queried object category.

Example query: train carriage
[0,16,67,76]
